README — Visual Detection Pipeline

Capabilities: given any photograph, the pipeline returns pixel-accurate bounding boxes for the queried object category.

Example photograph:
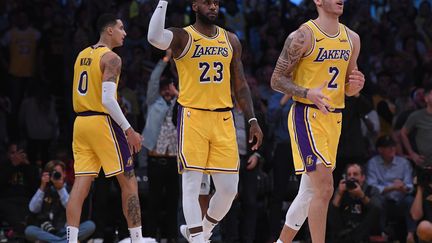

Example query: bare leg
[66,176,94,227]
[307,164,333,243]
[116,170,142,227]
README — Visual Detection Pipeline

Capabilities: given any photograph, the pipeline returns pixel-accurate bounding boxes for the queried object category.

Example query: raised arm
[345,28,365,96]
[227,32,263,150]
[147,0,189,57]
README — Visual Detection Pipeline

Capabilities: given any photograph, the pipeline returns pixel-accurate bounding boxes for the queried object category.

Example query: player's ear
[191,0,198,12]
[106,26,114,35]
[314,0,322,6]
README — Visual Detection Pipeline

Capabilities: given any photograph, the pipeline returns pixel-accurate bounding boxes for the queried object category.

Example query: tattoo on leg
[124,170,135,179]
[127,194,141,226]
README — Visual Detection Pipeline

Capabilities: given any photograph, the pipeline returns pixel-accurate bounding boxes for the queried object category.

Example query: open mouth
[337,1,343,6]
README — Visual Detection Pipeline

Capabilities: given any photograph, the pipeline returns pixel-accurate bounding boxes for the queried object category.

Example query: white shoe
[179,225,211,243]
[122,237,158,243]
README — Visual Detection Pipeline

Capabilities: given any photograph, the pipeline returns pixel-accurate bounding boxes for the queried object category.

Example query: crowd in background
[1,0,432,242]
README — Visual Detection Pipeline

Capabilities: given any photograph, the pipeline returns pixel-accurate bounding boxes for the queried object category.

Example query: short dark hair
[345,163,365,176]
[96,13,118,34]
[376,135,396,148]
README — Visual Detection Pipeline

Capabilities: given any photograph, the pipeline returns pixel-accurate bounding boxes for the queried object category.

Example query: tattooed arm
[271,26,330,114]
[270,26,311,96]
[101,52,142,154]
[227,32,263,150]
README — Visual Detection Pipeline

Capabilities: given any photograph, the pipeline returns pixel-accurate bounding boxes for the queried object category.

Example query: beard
[196,11,217,25]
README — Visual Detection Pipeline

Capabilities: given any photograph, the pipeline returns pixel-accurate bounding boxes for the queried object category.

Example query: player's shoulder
[343,25,360,42]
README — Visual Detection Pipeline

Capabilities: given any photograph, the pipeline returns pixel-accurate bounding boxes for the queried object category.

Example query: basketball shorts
[288,102,342,174]
[177,105,239,173]
[72,112,133,177]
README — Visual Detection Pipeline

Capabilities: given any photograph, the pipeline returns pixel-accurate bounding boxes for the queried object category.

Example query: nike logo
[295,223,301,227]
[223,117,230,121]
[339,38,348,42]
[193,38,202,42]
[157,6,163,8]
[316,38,324,42]
[337,120,341,124]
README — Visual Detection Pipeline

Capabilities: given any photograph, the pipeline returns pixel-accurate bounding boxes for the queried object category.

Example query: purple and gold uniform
[72,46,132,177]
[289,20,352,174]
[174,26,239,173]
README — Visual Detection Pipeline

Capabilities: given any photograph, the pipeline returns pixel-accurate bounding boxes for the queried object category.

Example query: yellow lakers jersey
[73,46,117,113]
[293,20,352,109]
[174,25,233,110]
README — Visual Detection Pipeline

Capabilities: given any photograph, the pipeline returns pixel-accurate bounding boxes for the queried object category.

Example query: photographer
[329,163,382,242]
[24,160,95,242]
[410,169,432,242]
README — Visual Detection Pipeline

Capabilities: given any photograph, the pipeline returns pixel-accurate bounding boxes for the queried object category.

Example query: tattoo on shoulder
[271,28,308,98]
[124,170,135,179]
[104,55,121,82]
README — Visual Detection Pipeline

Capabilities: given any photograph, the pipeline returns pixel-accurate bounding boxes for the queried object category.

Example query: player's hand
[40,172,50,190]
[246,154,259,170]
[347,67,365,95]
[249,120,263,151]
[306,81,330,114]
[125,128,142,154]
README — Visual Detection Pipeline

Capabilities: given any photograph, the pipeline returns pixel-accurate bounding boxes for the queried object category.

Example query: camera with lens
[345,178,359,190]
[50,171,61,180]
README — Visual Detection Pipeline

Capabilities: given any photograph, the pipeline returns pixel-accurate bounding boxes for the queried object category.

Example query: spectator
[401,84,432,169]
[266,92,297,242]
[0,142,40,234]
[329,163,382,243]
[142,49,179,242]
[221,98,266,243]
[25,160,95,242]
[1,10,41,139]
[367,135,416,243]
[410,168,432,242]
[335,93,374,186]
[19,83,58,166]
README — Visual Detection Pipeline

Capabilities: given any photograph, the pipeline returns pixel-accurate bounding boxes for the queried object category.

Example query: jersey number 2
[77,71,88,95]
[327,67,339,89]
[199,62,223,83]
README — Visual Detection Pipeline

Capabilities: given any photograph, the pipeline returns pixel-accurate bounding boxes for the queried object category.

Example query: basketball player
[270,0,365,242]
[66,14,156,243]
[148,0,263,242]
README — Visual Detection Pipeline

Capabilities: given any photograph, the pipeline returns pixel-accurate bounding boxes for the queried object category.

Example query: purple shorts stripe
[294,104,318,172]
[304,107,330,165]
[108,117,133,172]
[176,104,186,172]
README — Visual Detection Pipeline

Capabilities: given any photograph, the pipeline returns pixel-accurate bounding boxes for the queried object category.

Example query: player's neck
[96,36,114,50]
[193,22,217,38]
[315,14,339,36]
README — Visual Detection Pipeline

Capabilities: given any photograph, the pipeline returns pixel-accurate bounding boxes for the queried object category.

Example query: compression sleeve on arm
[147,0,173,50]
[102,82,131,131]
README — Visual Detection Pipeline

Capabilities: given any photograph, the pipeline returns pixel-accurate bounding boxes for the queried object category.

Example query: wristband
[248,118,257,124]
